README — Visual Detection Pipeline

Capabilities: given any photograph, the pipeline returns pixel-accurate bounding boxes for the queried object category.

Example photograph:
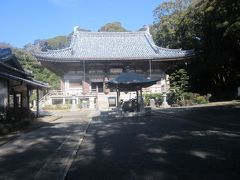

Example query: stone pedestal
[161,93,170,108]
[70,96,78,111]
[89,97,95,109]
[149,99,156,109]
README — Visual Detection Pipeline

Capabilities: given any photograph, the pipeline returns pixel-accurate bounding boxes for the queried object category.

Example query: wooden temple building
[0,48,49,120]
[34,26,194,109]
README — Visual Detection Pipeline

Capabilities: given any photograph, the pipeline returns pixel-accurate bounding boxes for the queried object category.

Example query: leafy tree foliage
[98,22,128,32]
[153,0,240,100]
[169,68,189,92]
[168,68,189,103]
[14,49,60,90]
[42,36,70,50]
[152,0,192,48]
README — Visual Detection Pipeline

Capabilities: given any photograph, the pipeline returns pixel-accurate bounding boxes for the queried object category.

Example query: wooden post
[116,88,120,108]
[26,86,30,109]
[140,88,143,111]
[136,90,139,112]
[149,60,152,78]
[7,80,10,108]
[96,85,99,110]
[36,89,39,118]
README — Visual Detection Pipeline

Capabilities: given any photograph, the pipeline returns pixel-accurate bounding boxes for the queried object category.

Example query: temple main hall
[34,26,194,109]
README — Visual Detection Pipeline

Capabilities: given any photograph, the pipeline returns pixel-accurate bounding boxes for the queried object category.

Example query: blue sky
[0,0,163,48]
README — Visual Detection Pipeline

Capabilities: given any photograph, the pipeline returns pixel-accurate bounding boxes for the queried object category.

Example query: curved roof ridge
[45,47,72,53]
[35,47,72,56]
[74,30,147,37]
[158,47,194,53]
[34,26,195,61]
[143,32,160,54]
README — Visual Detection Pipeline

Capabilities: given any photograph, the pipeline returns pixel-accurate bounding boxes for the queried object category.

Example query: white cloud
[50,0,80,7]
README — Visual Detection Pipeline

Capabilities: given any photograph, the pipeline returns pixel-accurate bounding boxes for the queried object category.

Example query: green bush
[194,95,209,104]
[144,93,163,106]
[167,92,211,106]
[167,91,178,105]
[43,104,71,110]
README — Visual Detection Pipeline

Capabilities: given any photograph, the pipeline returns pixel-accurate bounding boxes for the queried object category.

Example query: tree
[98,22,128,32]
[153,0,240,100]
[14,49,60,90]
[179,0,240,99]
[168,68,189,104]
[152,0,192,48]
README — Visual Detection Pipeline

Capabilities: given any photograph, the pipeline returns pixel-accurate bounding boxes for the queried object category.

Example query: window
[110,68,122,74]
[52,99,63,105]
[9,93,22,108]
[65,99,72,104]
[16,93,22,108]
[97,69,104,73]
[91,82,103,92]
[9,94,14,108]
[108,97,116,107]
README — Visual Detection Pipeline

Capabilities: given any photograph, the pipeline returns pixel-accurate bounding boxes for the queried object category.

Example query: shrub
[194,95,209,104]
[43,104,71,110]
[144,93,163,107]
[167,91,179,105]
[167,91,210,106]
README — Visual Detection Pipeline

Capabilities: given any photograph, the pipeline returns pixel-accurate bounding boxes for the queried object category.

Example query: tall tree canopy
[98,22,128,32]
[152,0,192,48]
[153,0,240,99]
[15,50,60,90]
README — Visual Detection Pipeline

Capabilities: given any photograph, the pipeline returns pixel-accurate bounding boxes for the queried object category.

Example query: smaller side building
[0,48,49,120]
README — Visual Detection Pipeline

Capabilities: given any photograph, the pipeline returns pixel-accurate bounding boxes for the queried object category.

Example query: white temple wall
[61,71,168,95]
[63,74,83,95]
[47,69,170,109]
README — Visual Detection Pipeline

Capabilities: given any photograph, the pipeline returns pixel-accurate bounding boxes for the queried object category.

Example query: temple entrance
[91,82,103,92]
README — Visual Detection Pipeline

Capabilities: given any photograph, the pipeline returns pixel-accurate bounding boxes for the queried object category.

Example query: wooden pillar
[36,88,39,118]
[26,86,30,109]
[149,60,152,78]
[140,88,144,112]
[136,90,139,112]
[116,88,120,108]
[140,88,143,107]
[96,85,99,110]
[7,80,10,108]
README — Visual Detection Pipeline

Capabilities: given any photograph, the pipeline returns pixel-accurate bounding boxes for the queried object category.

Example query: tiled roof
[34,27,194,61]
[0,48,12,60]
[0,48,49,89]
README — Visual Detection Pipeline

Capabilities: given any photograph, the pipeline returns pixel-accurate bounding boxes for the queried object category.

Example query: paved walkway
[0,105,239,180]
[0,109,97,180]
[0,112,62,146]
[66,104,240,180]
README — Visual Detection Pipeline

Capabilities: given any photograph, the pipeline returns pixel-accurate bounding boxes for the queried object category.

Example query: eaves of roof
[0,72,49,89]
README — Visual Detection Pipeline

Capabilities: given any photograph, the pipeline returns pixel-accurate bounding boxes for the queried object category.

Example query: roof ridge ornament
[74,26,80,34]
[143,25,150,35]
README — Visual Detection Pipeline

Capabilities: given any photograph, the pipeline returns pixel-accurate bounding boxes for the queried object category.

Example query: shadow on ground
[0,118,89,180]
[66,105,240,180]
